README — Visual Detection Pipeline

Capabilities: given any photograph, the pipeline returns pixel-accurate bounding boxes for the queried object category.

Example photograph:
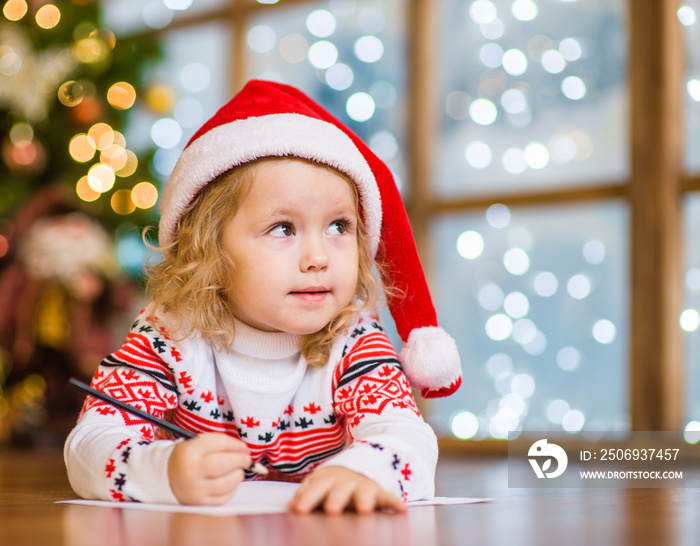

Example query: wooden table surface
[2,448,700,546]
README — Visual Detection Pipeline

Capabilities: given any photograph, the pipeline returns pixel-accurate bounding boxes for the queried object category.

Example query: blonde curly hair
[146,157,384,367]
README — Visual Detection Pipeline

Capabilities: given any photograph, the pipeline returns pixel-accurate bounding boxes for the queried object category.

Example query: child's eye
[269,223,294,237]
[327,220,350,235]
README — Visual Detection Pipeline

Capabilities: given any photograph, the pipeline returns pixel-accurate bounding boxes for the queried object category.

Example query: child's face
[221,159,360,335]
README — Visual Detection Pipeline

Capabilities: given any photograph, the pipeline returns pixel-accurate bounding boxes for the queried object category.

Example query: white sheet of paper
[59,481,491,516]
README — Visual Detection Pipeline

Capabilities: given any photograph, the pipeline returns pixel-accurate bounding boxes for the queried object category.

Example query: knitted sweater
[64,305,438,504]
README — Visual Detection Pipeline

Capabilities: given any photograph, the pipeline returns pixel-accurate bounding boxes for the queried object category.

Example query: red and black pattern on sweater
[331,319,422,498]
[333,321,420,436]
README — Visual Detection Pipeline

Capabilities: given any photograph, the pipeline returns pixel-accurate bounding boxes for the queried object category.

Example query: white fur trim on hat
[159,113,382,254]
[398,326,462,397]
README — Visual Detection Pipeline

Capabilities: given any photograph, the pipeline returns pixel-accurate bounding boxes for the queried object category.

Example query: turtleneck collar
[231,317,301,360]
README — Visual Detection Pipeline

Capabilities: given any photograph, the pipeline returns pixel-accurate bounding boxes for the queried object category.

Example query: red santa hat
[159,79,461,398]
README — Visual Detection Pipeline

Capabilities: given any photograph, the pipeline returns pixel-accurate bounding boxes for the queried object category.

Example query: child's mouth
[290,287,330,302]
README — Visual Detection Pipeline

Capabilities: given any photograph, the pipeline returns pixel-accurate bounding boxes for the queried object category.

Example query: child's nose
[300,235,329,271]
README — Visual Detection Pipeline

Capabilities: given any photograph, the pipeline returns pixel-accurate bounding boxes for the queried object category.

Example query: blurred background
[0,0,698,451]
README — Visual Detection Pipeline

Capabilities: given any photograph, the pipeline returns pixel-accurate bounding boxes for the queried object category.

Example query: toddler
[64,80,462,514]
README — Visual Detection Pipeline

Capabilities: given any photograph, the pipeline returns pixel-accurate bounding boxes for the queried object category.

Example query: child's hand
[288,466,406,515]
[168,432,251,505]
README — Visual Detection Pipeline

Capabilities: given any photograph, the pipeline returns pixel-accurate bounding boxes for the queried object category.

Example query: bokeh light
[111,189,136,215]
[556,346,581,371]
[345,92,375,122]
[567,274,591,299]
[131,182,159,209]
[326,63,353,90]
[308,41,338,69]
[88,123,114,150]
[306,9,336,37]
[76,175,100,202]
[512,0,538,21]
[450,411,479,439]
[562,409,585,432]
[678,5,696,26]
[36,4,60,29]
[100,144,128,171]
[151,118,182,149]
[87,163,115,193]
[683,421,700,444]
[465,141,492,168]
[504,292,529,318]
[469,98,497,125]
[69,133,96,163]
[115,150,138,177]
[248,25,276,53]
[457,230,484,260]
[58,81,85,107]
[592,319,616,344]
[502,49,527,76]
[107,82,136,110]
[479,284,504,311]
[680,309,700,332]
[503,248,530,275]
[561,76,586,100]
[583,240,606,264]
[486,204,510,228]
[469,0,497,25]
[3,0,28,21]
[146,83,178,114]
[354,35,384,63]
[485,314,513,341]
[533,271,558,297]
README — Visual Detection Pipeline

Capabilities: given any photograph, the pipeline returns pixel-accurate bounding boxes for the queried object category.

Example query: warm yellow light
[76,175,100,202]
[131,182,159,209]
[100,144,128,171]
[107,82,136,110]
[73,37,106,63]
[145,84,177,114]
[58,81,84,107]
[88,123,114,150]
[112,131,126,148]
[111,189,136,215]
[3,0,27,21]
[36,4,60,29]
[87,163,115,193]
[69,133,96,163]
[115,150,138,177]
[90,28,116,50]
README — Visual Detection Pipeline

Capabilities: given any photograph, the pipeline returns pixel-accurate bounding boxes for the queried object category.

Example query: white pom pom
[398,326,462,397]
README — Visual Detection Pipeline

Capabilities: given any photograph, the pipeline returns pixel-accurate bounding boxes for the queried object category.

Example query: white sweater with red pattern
[64,305,438,504]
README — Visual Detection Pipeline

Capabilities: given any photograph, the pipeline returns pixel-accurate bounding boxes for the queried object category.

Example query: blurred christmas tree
[0,0,163,447]
[0,0,162,237]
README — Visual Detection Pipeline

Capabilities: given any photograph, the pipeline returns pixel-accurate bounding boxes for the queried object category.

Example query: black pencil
[69,377,196,439]
[68,377,269,475]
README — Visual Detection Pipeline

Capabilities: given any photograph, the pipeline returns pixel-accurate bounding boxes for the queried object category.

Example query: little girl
[64,80,462,514]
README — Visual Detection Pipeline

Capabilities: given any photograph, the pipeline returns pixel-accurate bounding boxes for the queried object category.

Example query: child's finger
[289,480,332,514]
[200,451,252,478]
[322,482,357,515]
[374,490,407,513]
[202,467,246,500]
[352,487,379,515]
